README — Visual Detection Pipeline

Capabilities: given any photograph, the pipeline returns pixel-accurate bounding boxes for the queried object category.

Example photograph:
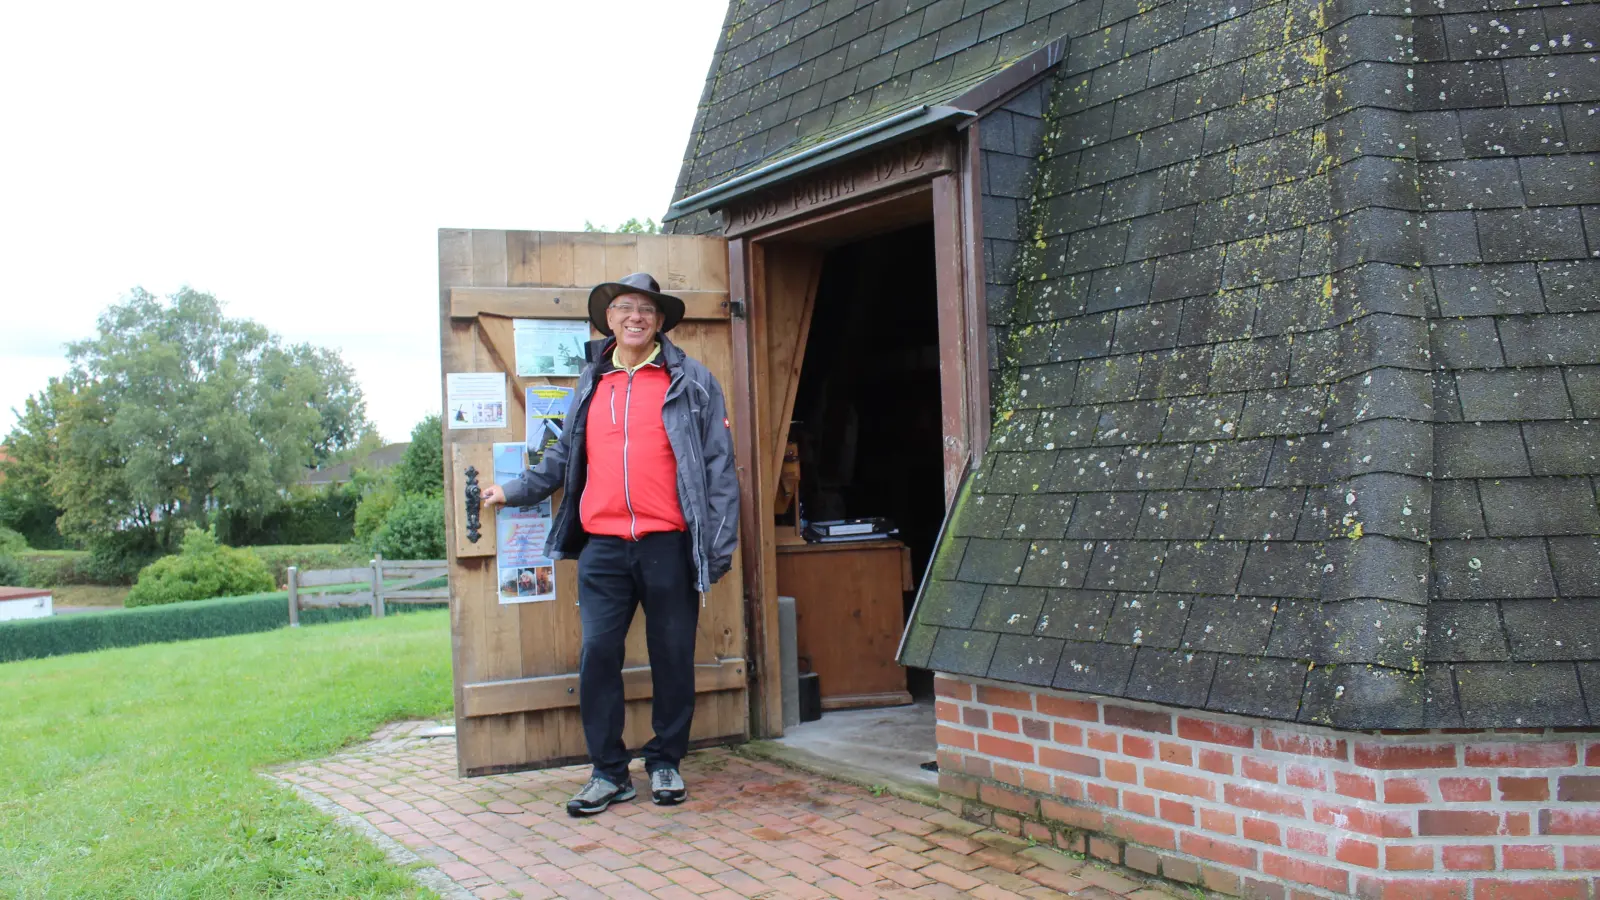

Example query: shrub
[0,526,28,557]
[246,543,369,586]
[0,591,445,663]
[0,555,27,587]
[353,474,401,550]
[370,494,445,561]
[85,529,164,585]
[126,529,276,608]
[16,551,93,587]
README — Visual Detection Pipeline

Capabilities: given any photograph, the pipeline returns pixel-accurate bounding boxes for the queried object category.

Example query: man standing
[480,272,739,817]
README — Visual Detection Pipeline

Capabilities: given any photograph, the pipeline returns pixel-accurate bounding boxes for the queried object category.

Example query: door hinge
[728,298,747,319]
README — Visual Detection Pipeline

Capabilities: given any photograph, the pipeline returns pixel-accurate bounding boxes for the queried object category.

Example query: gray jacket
[501,335,740,591]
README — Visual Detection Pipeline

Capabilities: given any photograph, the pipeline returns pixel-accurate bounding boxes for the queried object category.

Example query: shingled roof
[665,0,1094,234]
[893,0,1600,729]
[670,0,1600,730]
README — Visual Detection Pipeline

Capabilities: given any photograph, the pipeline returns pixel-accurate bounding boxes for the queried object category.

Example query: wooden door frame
[724,127,991,738]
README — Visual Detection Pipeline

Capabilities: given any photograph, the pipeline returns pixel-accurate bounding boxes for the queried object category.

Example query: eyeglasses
[608,302,659,316]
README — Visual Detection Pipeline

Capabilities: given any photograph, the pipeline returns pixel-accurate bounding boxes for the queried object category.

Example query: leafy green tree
[293,344,373,467]
[582,217,661,234]
[0,378,71,548]
[394,415,443,496]
[48,287,375,551]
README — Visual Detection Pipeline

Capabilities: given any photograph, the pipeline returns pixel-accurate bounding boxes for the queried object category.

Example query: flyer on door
[492,441,554,604]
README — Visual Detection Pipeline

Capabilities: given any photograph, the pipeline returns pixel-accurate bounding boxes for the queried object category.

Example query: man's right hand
[481,484,507,506]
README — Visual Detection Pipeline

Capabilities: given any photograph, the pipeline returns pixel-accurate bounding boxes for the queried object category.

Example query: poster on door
[514,319,589,377]
[526,385,574,467]
[492,441,555,604]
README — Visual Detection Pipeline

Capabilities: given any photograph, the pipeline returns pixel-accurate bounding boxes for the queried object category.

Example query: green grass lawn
[0,610,454,899]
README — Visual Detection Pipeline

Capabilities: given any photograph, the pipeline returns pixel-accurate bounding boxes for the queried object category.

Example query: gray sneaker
[650,767,687,805]
[566,776,635,817]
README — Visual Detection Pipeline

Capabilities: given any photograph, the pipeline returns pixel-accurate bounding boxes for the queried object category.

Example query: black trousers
[576,531,699,784]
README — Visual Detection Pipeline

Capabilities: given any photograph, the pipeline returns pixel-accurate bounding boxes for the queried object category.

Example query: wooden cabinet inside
[776,539,914,710]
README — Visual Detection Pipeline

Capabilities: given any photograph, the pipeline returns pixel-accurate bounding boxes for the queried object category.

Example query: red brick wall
[934,674,1600,899]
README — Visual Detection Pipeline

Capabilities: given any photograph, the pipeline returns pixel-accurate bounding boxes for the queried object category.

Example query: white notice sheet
[445,372,507,430]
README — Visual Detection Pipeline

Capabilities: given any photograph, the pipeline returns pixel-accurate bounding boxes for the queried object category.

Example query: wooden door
[438,230,747,776]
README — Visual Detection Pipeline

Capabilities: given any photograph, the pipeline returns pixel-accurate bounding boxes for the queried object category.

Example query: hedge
[17,550,96,587]
[19,544,373,590]
[247,544,370,585]
[0,592,446,664]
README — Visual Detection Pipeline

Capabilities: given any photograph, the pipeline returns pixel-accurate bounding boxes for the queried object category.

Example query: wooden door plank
[470,229,509,286]
[462,658,746,718]
[761,246,823,498]
[538,234,575,287]
[601,233,639,281]
[440,229,474,289]
[636,236,674,289]
[450,287,730,321]
[671,235,730,292]
[571,233,607,287]
[469,326,532,771]
[507,231,543,286]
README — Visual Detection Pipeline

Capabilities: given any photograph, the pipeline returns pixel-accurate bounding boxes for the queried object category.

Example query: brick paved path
[273,720,1185,900]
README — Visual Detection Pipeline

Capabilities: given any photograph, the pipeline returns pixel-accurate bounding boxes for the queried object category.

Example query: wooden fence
[286,555,448,626]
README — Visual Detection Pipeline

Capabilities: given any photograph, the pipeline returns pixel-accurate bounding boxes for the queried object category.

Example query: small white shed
[0,586,52,621]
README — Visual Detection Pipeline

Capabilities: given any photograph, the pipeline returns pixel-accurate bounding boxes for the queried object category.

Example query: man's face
[605,291,662,352]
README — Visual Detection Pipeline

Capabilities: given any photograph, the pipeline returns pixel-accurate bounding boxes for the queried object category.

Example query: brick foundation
[934,674,1600,899]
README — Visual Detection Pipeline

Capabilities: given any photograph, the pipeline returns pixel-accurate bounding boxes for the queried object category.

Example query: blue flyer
[492,441,554,604]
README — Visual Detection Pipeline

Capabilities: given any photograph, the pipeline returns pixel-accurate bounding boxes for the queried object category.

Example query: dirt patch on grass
[49,585,130,608]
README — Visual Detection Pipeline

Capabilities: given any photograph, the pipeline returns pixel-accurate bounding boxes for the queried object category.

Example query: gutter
[662,104,976,222]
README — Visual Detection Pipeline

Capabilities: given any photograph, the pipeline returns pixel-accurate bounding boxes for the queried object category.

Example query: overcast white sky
[0,1,728,443]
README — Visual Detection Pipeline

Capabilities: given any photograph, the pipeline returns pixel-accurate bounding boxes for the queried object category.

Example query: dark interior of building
[789,222,945,699]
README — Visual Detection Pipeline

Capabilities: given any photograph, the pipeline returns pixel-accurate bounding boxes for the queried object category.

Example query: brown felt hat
[587,272,686,336]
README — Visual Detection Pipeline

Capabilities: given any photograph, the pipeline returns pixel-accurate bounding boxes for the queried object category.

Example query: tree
[48,287,375,550]
[0,377,71,548]
[583,217,661,234]
[292,344,372,466]
[354,415,444,557]
[394,414,443,496]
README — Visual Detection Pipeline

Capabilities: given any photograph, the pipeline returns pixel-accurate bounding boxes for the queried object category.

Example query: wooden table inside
[776,538,914,710]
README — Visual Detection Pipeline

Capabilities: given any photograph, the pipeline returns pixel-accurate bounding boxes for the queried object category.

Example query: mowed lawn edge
[0,609,455,899]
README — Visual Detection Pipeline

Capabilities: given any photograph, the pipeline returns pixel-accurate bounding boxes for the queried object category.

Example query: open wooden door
[438,230,747,776]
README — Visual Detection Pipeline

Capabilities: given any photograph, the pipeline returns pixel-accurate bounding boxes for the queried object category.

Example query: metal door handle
[464,466,482,543]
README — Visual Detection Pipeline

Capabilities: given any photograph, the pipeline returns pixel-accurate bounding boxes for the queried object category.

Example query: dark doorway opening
[785,222,946,704]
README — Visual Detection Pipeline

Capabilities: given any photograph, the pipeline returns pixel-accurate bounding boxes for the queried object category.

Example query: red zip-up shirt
[580,348,687,540]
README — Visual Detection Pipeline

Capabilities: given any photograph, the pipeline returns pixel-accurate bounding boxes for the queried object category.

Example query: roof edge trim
[947,36,1068,119]
[663,105,974,222]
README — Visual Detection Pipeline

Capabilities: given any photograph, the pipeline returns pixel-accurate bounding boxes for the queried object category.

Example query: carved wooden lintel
[722,134,957,237]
